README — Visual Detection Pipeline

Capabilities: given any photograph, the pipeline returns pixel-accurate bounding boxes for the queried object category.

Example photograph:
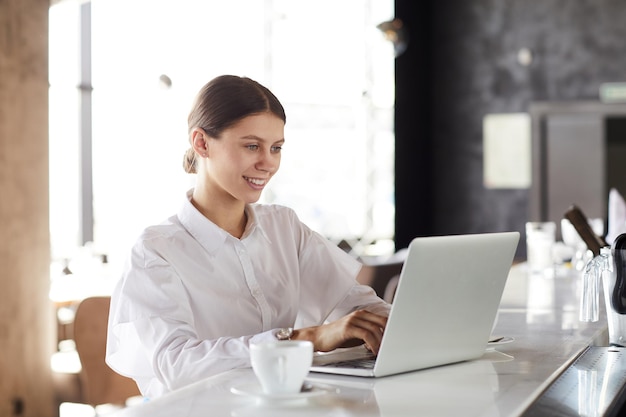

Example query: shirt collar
[242,204,272,245]
[177,189,272,253]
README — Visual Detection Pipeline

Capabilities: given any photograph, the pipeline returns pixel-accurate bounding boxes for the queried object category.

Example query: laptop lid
[310,231,520,377]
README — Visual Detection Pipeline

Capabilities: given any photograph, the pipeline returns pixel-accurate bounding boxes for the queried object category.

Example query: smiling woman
[105,75,392,399]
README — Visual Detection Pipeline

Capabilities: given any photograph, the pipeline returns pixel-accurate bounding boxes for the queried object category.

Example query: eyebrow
[240,135,285,143]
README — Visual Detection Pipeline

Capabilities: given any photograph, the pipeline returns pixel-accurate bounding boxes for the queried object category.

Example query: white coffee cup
[250,340,313,395]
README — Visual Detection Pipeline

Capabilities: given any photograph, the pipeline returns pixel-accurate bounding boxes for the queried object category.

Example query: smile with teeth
[244,176,267,186]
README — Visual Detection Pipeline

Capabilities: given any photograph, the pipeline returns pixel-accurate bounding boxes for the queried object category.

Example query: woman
[106,75,390,399]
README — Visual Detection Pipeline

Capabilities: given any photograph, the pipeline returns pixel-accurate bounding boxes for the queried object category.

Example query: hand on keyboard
[291,309,388,354]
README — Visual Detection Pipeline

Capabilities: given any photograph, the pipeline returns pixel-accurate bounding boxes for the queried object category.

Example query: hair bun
[182,148,197,174]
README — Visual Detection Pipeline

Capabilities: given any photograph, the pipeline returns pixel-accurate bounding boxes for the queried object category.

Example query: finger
[346,312,387,338]
[355,329,383,354]
[343,319,386,353]
[349,317,385,339]
[350,310,388,329]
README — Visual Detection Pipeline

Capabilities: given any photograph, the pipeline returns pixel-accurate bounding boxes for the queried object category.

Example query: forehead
[228,113,285,141]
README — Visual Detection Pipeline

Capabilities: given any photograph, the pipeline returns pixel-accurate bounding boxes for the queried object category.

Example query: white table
[109,264,613,417]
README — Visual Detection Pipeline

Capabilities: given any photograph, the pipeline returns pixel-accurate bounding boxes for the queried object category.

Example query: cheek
[220,149,246,168]
[207,154,239,179]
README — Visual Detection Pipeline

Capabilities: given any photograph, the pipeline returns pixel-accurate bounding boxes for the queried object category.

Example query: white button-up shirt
[106,190,390,399]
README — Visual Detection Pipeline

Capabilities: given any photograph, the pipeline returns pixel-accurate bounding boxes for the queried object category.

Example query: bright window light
[49,0,395,272]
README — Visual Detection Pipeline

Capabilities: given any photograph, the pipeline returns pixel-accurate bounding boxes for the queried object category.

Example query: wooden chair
[73,296,141,408]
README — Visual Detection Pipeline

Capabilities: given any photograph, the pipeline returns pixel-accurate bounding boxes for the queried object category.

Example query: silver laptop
[310,231,520,377]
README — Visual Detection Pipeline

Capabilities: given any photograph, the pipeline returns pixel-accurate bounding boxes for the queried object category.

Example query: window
[49,0,395,271]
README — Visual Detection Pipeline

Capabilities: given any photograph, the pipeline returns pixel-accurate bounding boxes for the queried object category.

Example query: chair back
[73,296,141,406]
[358,261,404,302]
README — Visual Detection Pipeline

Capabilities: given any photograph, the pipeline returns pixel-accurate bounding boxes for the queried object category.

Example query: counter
[108,264,613,417]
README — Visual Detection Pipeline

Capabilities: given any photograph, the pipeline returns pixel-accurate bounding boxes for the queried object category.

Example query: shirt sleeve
[105,239,275,397]
[325,283,392,322]
[288,210,391,327]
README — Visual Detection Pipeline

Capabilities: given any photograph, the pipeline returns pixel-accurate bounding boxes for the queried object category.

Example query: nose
[256,149,280,173]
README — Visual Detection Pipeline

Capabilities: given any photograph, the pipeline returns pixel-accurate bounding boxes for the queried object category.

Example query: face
[194,112,285,205]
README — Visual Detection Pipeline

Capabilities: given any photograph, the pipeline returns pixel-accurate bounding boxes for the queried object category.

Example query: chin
[244,193,263,204]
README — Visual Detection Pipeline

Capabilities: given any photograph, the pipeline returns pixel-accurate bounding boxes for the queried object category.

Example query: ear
[190,128,209,157]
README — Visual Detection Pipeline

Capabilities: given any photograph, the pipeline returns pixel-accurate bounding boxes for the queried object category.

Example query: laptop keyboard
[318,356,377,369]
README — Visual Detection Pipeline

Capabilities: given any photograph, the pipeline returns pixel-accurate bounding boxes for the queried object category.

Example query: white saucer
[230,383,329,402]
[487,336,515,346]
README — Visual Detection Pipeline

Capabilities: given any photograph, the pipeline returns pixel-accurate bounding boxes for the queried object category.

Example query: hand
[293,310,388,354]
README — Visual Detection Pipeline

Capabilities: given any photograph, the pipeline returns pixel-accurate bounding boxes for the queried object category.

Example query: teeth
[246,177,266,186]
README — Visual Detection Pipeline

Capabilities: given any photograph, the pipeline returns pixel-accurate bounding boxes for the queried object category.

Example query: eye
[246,144,260,151]
[271,145,283,153]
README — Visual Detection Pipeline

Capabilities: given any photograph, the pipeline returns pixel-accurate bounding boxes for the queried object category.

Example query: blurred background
[49,0,396,276]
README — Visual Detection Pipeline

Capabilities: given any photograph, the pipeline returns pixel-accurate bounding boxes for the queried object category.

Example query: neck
[191,188,247,238]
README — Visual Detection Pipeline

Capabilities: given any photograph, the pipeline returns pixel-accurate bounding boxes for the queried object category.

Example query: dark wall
[394,0,626,257]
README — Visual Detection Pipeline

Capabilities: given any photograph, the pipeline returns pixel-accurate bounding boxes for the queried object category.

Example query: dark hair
[183,75,286,173]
